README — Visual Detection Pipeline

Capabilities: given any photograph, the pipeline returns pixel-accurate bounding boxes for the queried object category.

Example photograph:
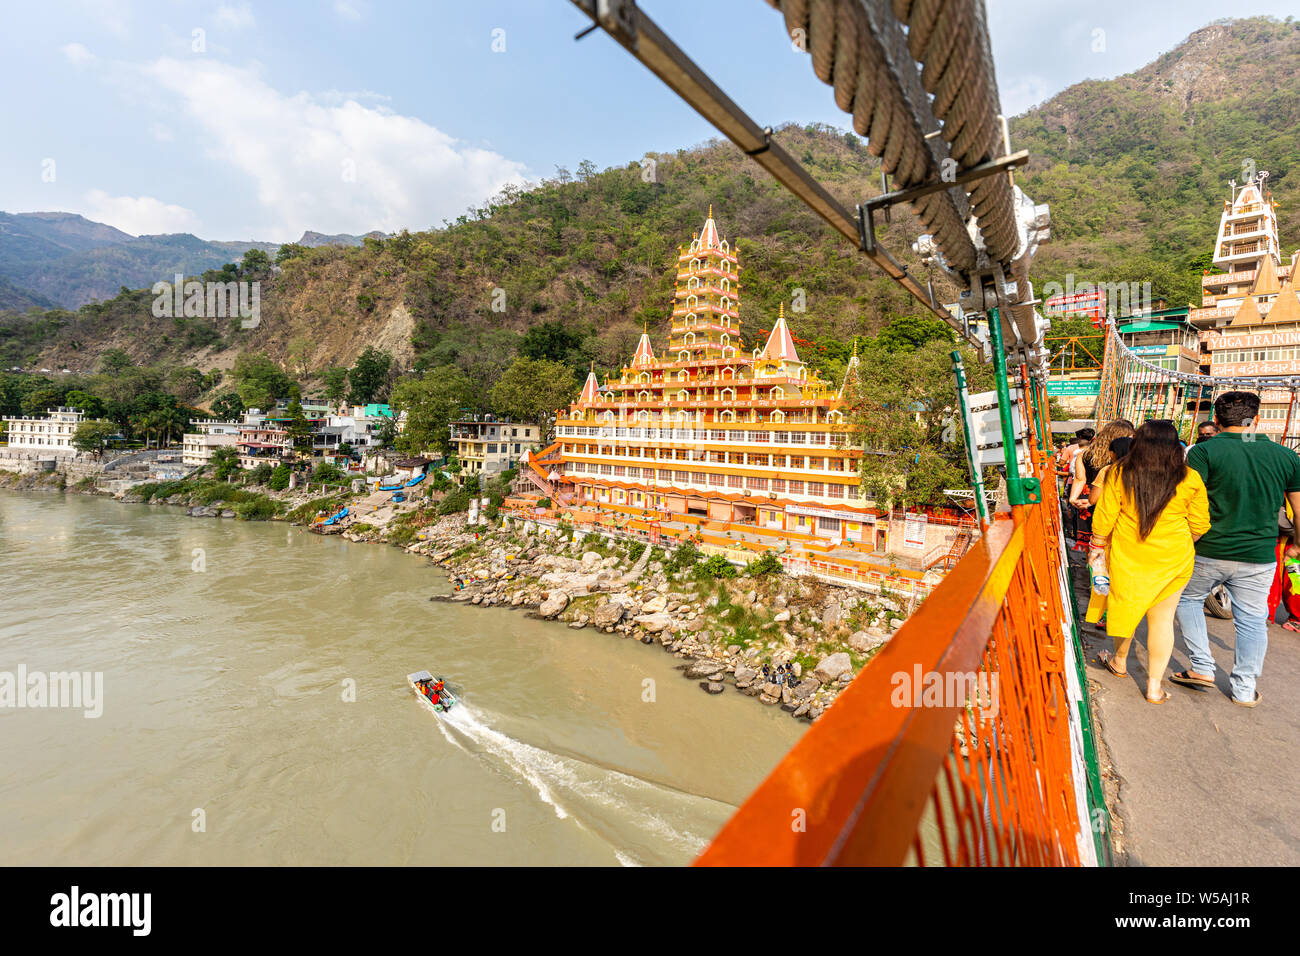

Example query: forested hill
[1012,16,1300,304]
[0,123,933,387]
[2,16,1297,396]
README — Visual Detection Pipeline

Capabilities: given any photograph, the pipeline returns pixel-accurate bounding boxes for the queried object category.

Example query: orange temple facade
[548,211,887,551]
[1191,175,1300,433]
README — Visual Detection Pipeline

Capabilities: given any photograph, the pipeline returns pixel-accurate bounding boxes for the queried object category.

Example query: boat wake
[431,702,730,866]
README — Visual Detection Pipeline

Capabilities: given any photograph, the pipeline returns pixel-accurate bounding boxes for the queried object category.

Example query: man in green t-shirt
[1175,391,1300,706]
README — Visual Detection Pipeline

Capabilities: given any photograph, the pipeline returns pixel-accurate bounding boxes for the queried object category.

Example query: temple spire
[632,329,656,366]
[760,303,800,363]
[698,206,720,249]
[839,339,861,399]
[579,364,599,403]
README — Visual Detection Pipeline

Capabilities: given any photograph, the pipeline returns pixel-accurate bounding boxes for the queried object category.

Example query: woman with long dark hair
[1069,419,1135,539]
[1091,421,1210,702]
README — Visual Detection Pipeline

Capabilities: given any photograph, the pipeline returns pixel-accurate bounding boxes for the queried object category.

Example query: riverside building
[1190,173,1300,437]
[549,211,880,553]
[1,407,85,454]
[450,417,540,477]
[182,420,241,467]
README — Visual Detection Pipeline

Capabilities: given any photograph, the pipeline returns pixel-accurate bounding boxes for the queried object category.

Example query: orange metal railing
[696,376,1105,867]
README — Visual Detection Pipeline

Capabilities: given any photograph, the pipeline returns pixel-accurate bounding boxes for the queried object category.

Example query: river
[0,491,803,866]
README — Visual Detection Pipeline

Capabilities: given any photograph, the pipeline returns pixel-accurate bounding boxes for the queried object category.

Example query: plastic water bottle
[1091,571,1110,596]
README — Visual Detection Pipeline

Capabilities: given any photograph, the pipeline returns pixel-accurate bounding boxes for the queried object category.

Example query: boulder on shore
[593,601,624,628]
[813,652,853,684]
[634,611,673,633]
[539,590,570,619]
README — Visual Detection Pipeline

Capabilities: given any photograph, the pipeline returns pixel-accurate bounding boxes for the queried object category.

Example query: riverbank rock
[700,681,724,695]
[539,590,570,619]
[849,629,888,653]
[684,659,724,679]
[633,611,672,633]
[793,678,819,700]
[593,601,624,628]
[813,652,853,684]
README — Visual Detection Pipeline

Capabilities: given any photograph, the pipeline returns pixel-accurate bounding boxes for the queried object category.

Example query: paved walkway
[1081,573,1300,865]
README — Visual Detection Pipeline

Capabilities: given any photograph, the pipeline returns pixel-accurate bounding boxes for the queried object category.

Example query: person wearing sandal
[1175,391,1300,708]
[1092,421,1211,703]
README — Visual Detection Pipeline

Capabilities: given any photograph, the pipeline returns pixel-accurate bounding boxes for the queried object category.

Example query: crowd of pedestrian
[1059,391,1300,707]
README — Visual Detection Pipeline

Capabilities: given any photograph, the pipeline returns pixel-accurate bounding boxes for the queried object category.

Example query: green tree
[375,416,399,449]
[20,384,65,416]
[847,337,995,509]
[71,419,118,457]
[347,347,393,404]
[210,390,244,420]
[390,365,472,454]
[520,319,585,364]
[875,314,956,353]
[166,366,206,404]
[489,356,578,425]
[240,248,272,277]
[275,242,308,264]
[285,400,312,450]
[210,446,241,481]
[269,463,291,491]
[322,366,349,405]
[98,348,133,374]
[64,389,106,419]
[232,353,293,410]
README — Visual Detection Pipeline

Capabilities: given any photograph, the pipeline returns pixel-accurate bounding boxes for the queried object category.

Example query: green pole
[951,349,989,526]
[985,307,1040,506]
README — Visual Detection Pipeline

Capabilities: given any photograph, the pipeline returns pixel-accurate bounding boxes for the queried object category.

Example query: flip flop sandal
[1098,651,1126,677]
[1232,691,1261,708]
[1170,670,1214,689]
[1145,689,1172,704]
[1281,621,1300,634]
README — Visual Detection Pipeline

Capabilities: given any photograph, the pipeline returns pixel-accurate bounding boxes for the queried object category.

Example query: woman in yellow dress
[1090,420,1211,703]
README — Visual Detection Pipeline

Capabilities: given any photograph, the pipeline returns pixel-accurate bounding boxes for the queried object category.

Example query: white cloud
[333,0,362,22]
[61,43,95,65]
[215,3,256,30]
[79,189,199,236]
[1000,74,1054,115]
[140,57,528,238]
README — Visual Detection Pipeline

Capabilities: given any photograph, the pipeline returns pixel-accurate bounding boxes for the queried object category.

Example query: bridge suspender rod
[569,0,969,341]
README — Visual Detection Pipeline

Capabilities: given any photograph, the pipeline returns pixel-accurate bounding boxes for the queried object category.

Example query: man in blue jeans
[1175,391,1300,706]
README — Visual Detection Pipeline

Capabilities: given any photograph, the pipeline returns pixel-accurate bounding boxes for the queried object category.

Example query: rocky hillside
[1012,16,1300,304]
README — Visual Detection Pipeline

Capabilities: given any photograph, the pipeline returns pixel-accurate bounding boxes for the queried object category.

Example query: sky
[1,0,1294,242]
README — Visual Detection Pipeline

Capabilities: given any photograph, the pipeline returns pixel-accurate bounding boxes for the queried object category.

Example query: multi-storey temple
[1192,174,1300,435]
[545,210,891,552]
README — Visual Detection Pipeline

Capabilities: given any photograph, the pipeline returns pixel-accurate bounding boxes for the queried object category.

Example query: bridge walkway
[1079,571,1300,865]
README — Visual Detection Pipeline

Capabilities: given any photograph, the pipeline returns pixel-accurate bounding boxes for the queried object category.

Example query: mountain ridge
[0,213,384,309]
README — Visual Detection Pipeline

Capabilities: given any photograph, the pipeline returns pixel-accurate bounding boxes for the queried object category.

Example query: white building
[182,420,241,467]
[2,407,85,454]
[450,417,540,477]
[314,413,388,454]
